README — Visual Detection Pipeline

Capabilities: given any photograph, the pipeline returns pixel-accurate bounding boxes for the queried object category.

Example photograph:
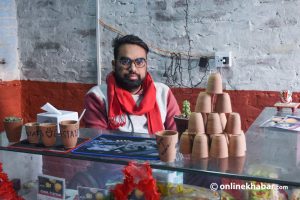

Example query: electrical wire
[98,1,212,88]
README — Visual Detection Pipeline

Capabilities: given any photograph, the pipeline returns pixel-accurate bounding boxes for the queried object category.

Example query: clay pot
[210,134,229,158]
[195,92,212,113]
[206,72,223,94]
[3,119,23,143]
[215,93,232,113]
[179,131,193,154]
[206,113,223,135]
[228,132,246,157]
[40,123,57,147]
[25,122,40,144]
[59,120,79,149]
[219,113,227,131]
[226,112,242,134]
[192,133,209,159]
[174,116,189,139]
[188,112,205,134]
[155,130,178,162]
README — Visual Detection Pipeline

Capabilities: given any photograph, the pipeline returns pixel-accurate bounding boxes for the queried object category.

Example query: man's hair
[112,35,149,60]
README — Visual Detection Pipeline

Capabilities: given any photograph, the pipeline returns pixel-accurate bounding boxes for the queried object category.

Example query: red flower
[0,162,24,200]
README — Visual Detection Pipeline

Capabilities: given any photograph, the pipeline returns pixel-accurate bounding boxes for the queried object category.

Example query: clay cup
[226,112,242,134]
[179,131,193,154]
[59,120,79,149]
[195,92,212,113]
[40,123,57,147]
[155,130,178,162]
[228,132,246,157]
[210,134,229,158]
[188,112,205,134]
[206,113,223,135]
[25,122,40,144]
[215,93,232,113]
[206,73,223,94]
[192,133,209,159]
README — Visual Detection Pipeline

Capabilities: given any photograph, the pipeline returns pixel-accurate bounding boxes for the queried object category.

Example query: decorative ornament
[112,162,160,200]
[280,90,292,103]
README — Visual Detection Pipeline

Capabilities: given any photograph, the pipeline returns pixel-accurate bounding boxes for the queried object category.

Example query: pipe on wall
[96,0,101,85]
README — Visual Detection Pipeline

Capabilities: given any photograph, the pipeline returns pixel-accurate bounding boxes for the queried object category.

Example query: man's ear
[112,60,116,71]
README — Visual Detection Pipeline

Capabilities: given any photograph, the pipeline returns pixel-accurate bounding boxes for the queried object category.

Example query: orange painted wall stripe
[1,80,293,132]
[0,81,22,130]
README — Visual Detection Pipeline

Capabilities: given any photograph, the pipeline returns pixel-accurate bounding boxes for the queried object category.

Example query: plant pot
[174,115,189,139]
[3,119,23,143]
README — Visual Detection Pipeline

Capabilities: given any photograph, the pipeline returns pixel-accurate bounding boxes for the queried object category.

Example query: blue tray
[71,134,159,160]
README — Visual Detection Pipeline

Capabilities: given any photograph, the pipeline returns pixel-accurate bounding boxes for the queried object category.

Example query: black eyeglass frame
[117,57,147,69]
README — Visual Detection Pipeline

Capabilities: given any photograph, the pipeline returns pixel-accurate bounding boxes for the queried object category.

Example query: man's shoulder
[154,82,170,91]
[87,84,107,99]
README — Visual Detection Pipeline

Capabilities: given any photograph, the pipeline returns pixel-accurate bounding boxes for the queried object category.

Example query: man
[83,34,180,134]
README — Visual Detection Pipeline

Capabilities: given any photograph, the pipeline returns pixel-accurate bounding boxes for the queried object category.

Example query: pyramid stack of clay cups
[179,72,246,160]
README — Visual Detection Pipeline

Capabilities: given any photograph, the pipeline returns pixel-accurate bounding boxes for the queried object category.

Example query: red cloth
[106,72,164,134]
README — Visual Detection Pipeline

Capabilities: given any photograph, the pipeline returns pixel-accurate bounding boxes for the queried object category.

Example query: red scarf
[107,72,163,134]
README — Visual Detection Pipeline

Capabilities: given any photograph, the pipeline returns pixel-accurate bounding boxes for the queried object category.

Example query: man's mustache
[125,73,140,79]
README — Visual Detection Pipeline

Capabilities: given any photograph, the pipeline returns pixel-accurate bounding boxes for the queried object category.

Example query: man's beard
[114,72,143,91]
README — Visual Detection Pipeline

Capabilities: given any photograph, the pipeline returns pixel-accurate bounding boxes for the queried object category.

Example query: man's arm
[83,92,109,129]
[164,89,181,130]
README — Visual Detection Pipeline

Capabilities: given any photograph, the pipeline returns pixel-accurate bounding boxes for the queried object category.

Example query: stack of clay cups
[225,113,246,157]
[180,72,246,163]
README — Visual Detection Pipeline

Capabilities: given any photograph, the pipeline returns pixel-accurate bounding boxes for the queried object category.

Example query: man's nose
[129,62,137,72]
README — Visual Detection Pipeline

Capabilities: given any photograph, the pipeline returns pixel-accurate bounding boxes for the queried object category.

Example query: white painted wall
[3,0,300,90]
[0,0,20,81]
[99,0,300,91]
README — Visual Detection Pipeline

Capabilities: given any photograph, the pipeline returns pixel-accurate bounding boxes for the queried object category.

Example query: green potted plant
[174,100,191,139]
[3,116,23,142]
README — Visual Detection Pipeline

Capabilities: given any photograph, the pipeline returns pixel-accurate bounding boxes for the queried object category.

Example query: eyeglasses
[117,57,147,69]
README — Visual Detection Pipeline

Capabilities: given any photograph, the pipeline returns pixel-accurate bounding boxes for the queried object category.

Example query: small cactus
[182,100,191,118]
[3,116,22,122]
